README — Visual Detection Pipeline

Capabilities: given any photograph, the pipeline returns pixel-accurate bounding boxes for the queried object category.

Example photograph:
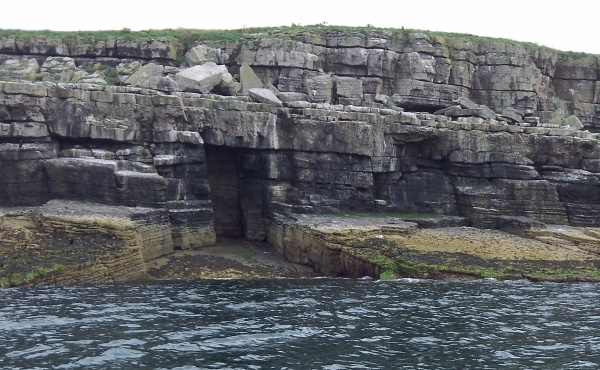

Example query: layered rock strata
[2,29,600,283]
[3,29,600,129]
[268,214,600,281]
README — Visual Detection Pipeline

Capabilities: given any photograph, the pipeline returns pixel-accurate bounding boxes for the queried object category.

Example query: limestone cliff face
[1,28,600,281]
[2,30,599,127]
[207,31,600,129]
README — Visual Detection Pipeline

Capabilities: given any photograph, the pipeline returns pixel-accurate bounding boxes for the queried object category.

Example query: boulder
[185,45,219,66]
[175,62,229,94]
[249,88,283,107]
[499,108,524,123]
[240,64,264,95]
[476,104,498,120]
[40,57,77,74]
[124,63,164,87]
[123,62,179,91]
[278,92,309,103]
[565,115,584,129]
[439,106,496,120]
[0,58,39,81]
[71,70,107,85]
[215,71,241,95]
[548,115,564,126]
[116,61,142,83]
[455,97,479,110]
[145,76,179,92]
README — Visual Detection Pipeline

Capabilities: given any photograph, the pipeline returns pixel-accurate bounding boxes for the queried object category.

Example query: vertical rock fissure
[204,145,243,238]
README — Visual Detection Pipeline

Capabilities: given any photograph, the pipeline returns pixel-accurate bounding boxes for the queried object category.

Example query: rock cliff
[1,26,600,284]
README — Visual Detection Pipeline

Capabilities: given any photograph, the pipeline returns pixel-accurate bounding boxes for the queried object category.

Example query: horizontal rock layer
[1,81,600,232]
[2,29,600,282]
[2,30,600,129]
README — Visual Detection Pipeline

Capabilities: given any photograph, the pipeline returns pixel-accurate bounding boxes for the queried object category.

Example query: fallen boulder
[116,61,142,83]
[565,115,584,129]
[0,58,39,80]
[499,108,524,123]
[438,104,497,121]
[240,64,264,95]
[215,71,241,95]
[124,63,164,87]
[249,88,283,106]
[176,62,229,93]
[185,45,219,66]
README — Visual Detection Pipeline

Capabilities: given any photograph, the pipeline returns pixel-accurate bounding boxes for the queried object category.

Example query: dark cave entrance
[204,145,243,238]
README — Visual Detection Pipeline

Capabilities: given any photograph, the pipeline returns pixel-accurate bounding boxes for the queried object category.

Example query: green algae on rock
[1,27,600,285]
[269,214,600,282]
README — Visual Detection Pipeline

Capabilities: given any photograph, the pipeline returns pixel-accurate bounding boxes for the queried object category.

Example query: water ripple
[1,279,600,369]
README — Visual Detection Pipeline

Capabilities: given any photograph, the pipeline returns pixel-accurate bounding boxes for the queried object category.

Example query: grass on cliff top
[0,24,594,58]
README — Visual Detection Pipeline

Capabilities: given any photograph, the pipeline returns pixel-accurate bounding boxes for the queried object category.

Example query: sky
[3,0,599,54]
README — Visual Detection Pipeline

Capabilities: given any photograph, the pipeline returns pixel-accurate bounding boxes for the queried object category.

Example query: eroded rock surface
[2,29,600,284]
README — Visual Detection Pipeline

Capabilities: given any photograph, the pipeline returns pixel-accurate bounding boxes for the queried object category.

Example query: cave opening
[204,144,243,238]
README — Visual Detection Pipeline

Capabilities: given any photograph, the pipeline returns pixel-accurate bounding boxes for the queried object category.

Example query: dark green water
[1,278,599,369]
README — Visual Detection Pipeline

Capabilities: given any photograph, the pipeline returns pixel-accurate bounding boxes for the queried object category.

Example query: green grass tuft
[0,24,597,59]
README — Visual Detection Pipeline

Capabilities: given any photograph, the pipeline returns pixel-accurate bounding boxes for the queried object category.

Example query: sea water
[1,278,599,369]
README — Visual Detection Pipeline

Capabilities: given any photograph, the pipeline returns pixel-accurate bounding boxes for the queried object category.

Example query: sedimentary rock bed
[2,28,600,283]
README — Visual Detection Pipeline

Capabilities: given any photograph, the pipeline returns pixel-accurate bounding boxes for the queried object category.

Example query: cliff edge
[1,26,600,285]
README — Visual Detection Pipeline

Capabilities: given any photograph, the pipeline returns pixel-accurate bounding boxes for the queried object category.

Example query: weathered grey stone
[40,56,77,75]
[11,121,49,137]
[124,63,164,87]
[434,105,458,116]
[249,88,283,107]
[477,105,498,120]
[1,58,39,81]
[235,38,321,70]
[154,130,203,144]
[4,32,600,279]
[392,80,466,110]
[71,70,107,85]
[547,114,564,126]
[565,115,584,129]
[146,76,179,92]
[185,45,219,66]
[441,106,496,120]
[278,92,308,103]
[2,81,48,96]
[114,37,179,61]
[215,71,241,95]
[334,76,363,103]
[455,97,479,110]
[175,62,228,93]
[306,74,333,103]
[499,108,524,123]
[116,61,142,83]
[239,64,264,95]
